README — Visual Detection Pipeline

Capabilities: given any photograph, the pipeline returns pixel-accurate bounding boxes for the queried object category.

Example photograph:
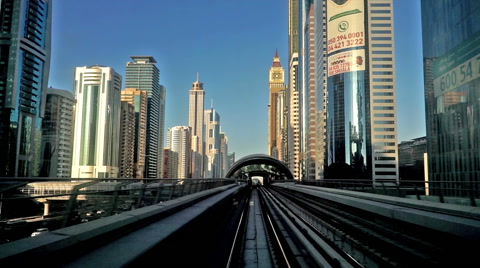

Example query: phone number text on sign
[328,32,364,53]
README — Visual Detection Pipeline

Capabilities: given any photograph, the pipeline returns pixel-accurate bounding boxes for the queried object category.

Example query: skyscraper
[189,74,205,178]
[125,56,165,179]
[289,0,301,180]
[219,132,229,177]
[421,0,480,196]
[71,66,122,178]
[163,148,179,179]
[158,84,167,178]
[204,107,221,178]
[268,50,287,160]
[301,1,317,180]
[39,88,75,178]
[167,126,192,179]
[0,0,52,177]
[121,88,148,178]
[119,101,135,178]
[314,0,328,180]
[289,53,301,179]
[227,153,236,171]
[318,0,399,182]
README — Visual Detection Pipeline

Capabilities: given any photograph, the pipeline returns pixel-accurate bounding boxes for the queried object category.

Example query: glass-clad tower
[421,0,480,196]
[0,0,52,177]
[322,0,399,183]
[125,56,165,179]
[39,88,74,178]
[121,88,148,178]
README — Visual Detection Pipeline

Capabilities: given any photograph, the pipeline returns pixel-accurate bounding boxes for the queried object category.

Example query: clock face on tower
[271,72,282,80]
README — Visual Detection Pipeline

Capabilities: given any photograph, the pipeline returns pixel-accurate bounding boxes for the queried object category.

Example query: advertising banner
[327,0,365,55]
[328,49,366,77]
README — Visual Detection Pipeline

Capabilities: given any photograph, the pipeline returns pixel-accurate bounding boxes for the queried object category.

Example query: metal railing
[0,178,240,243]
[296,179,479,207]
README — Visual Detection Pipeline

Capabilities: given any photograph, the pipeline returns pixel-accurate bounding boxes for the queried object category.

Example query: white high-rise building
[71,66,122,178]
[289,53,301,179]
[189,74,205,178]
[204,108,221,178]
[167,126,192,179]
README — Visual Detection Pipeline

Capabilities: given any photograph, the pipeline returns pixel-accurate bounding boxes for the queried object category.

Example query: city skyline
[48,0,425,160]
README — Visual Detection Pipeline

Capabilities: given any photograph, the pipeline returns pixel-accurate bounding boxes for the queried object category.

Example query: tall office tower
[219,132,228,177]
[163,148,178,178]
[167,126,192,179]
[314,0,328,180]
[125,56,164,179]
[301,1,317,180]
[421,0,480,196]
[121,88,148,178]
[321,0,399,183]
[268,50,287,159]
[204,107,221,178]
[189,75,205,178]
[158,84,166,178]
[289,0,301,180]
[119,101,135,178]
[39,88,74,178]
[289,53,301,180]
[227,153,236,170]
[0,0,52,177]
[71,66,122,178]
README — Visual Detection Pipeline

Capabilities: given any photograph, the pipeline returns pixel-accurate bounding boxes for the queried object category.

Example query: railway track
[228,185,480,267]
[229,187,360,267]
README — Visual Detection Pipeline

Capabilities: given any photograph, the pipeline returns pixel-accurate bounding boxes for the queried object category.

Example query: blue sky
[49,0,425,160]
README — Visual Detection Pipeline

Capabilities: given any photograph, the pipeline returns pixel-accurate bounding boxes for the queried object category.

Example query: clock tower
[268,50,286,159]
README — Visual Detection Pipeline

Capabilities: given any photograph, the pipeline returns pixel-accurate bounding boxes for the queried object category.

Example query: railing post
[62,180,98,228]
[469,182,477,207]
[168,184,175,200]
[108,181,133,216]
[136,183,147,208]
[415,185,420,200]
[439,181,445,203]
[154,185,163,204]
[180,183,186,197]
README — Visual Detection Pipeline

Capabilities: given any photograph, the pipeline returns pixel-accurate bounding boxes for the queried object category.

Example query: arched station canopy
[225,154,294,181]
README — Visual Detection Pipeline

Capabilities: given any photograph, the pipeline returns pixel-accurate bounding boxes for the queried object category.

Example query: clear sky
[49,0,426,160]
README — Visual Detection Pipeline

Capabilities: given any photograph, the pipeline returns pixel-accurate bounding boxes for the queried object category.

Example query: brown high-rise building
[119,101,135,178]
[268,50,287,160]
[121,88,148,178]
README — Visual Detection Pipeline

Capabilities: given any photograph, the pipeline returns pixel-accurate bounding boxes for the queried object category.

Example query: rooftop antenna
[197,72,199,82]
[211,99,213,109]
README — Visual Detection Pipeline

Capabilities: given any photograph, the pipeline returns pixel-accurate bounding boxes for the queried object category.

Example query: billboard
[327,0,366,77]
[432,31,480,97]
[328,49,366,76]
